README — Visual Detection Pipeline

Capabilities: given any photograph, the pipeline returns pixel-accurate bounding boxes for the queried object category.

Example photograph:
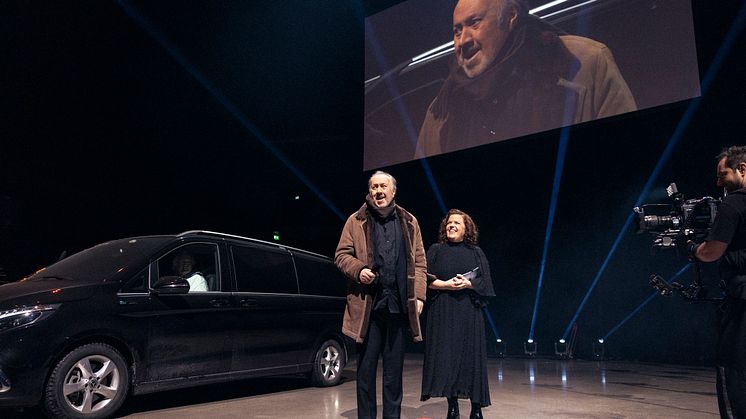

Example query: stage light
[555,338,572,359]
[483,308,504,357]
[495,339,506,358]
[524,340,537,357]
[592,339,605,360]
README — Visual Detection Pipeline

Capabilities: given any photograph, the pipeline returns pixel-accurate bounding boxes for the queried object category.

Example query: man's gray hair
[457,0,526,25]
[717,145,746,170]
[496,0,526,20]
[368,170,397,192]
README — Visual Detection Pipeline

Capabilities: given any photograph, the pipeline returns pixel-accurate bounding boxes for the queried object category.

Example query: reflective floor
[2,355,718,418]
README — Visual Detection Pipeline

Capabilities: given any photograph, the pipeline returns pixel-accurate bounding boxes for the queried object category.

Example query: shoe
[447,397,460,419]
[469,404,483,419]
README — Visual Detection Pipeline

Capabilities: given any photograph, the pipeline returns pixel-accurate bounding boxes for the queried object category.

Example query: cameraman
[692,146,746,418]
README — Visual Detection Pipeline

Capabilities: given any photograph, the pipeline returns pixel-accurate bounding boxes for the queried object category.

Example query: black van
[0,230,350,418]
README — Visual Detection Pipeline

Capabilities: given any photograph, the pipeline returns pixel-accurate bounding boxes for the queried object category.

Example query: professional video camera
[633,183,719,249]
[633,183,721,302]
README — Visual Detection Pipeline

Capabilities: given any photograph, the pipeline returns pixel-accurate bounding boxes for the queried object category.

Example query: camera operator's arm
[693,240,728,262]
[692,198,739,262]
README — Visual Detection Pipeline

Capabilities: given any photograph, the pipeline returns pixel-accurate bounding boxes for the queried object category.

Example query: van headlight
[0,305,58,333]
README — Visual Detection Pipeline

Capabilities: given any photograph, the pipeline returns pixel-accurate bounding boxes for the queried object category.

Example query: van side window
[157,243,220,292]
[294,254,346,297]
[121,266,148,293]
[231,245,297,294]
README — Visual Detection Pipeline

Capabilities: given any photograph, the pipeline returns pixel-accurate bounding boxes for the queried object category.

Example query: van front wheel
[43,343,129,419]
[310,339,345,387]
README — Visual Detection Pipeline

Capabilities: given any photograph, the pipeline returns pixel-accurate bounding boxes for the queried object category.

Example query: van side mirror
[152,276,190,295]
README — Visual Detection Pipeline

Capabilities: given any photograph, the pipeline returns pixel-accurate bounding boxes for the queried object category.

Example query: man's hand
[694,240,728,263]
[416,299,424,315]
[359,268,377,284]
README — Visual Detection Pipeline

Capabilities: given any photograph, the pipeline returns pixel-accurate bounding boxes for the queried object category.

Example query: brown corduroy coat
[334,203,427,343]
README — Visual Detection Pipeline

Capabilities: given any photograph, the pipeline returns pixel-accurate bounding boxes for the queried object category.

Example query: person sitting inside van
[172,252,208,292]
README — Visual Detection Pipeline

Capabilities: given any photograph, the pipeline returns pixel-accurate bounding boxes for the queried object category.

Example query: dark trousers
[717,297,746,418]
[357,310,406,419]
[717,365,746,418]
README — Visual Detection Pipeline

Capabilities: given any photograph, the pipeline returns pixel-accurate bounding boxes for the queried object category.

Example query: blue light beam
[602,264,692,341]
[528,128,570,340]
[117,0,345,221]
[560,3,746,340]
[364,21,447,215]
[483,307,501,341]
[527,9,592,341]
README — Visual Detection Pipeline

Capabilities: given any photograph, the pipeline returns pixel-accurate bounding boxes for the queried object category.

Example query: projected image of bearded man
[416,0,636,158]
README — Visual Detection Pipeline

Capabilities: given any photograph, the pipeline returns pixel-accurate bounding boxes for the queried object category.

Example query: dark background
[2,0,746,363]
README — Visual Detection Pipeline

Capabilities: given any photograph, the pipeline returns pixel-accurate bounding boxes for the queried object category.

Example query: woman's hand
[429,274,473,291]
[446,275,469,290]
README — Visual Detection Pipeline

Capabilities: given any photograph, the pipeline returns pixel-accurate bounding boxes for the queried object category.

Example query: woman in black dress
[421,209,495,419]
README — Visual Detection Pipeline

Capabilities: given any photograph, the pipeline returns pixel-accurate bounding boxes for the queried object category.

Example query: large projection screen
[363,0,701,170]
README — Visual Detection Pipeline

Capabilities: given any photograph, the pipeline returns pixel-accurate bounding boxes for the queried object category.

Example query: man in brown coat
[416,0,636,159]
[335,170,426,419]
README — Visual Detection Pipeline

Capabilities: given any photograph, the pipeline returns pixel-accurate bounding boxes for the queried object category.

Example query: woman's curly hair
[438,209,479,246]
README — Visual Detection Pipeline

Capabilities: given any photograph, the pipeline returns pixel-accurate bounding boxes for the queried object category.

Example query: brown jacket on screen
[416,31,637,159]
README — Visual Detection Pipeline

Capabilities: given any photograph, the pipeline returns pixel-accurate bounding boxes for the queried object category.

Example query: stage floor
[3,355,719,418]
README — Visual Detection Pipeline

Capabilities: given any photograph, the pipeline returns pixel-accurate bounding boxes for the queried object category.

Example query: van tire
[310,339,345,387]
[43,343,129,419]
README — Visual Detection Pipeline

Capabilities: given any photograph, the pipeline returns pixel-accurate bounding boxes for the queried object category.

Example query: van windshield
[25,237,171,283]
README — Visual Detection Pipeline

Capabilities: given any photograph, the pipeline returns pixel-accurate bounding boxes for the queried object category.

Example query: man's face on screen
[453,0,516,78]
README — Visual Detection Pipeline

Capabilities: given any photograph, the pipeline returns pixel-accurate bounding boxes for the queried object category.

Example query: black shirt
[372,210,406,313]
[707,188,746,293]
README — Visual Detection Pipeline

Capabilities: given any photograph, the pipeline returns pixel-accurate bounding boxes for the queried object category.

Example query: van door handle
[239,298,258,307]
[209,298,230,307]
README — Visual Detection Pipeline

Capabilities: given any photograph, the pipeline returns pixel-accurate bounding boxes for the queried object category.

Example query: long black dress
[420,241,495,406]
